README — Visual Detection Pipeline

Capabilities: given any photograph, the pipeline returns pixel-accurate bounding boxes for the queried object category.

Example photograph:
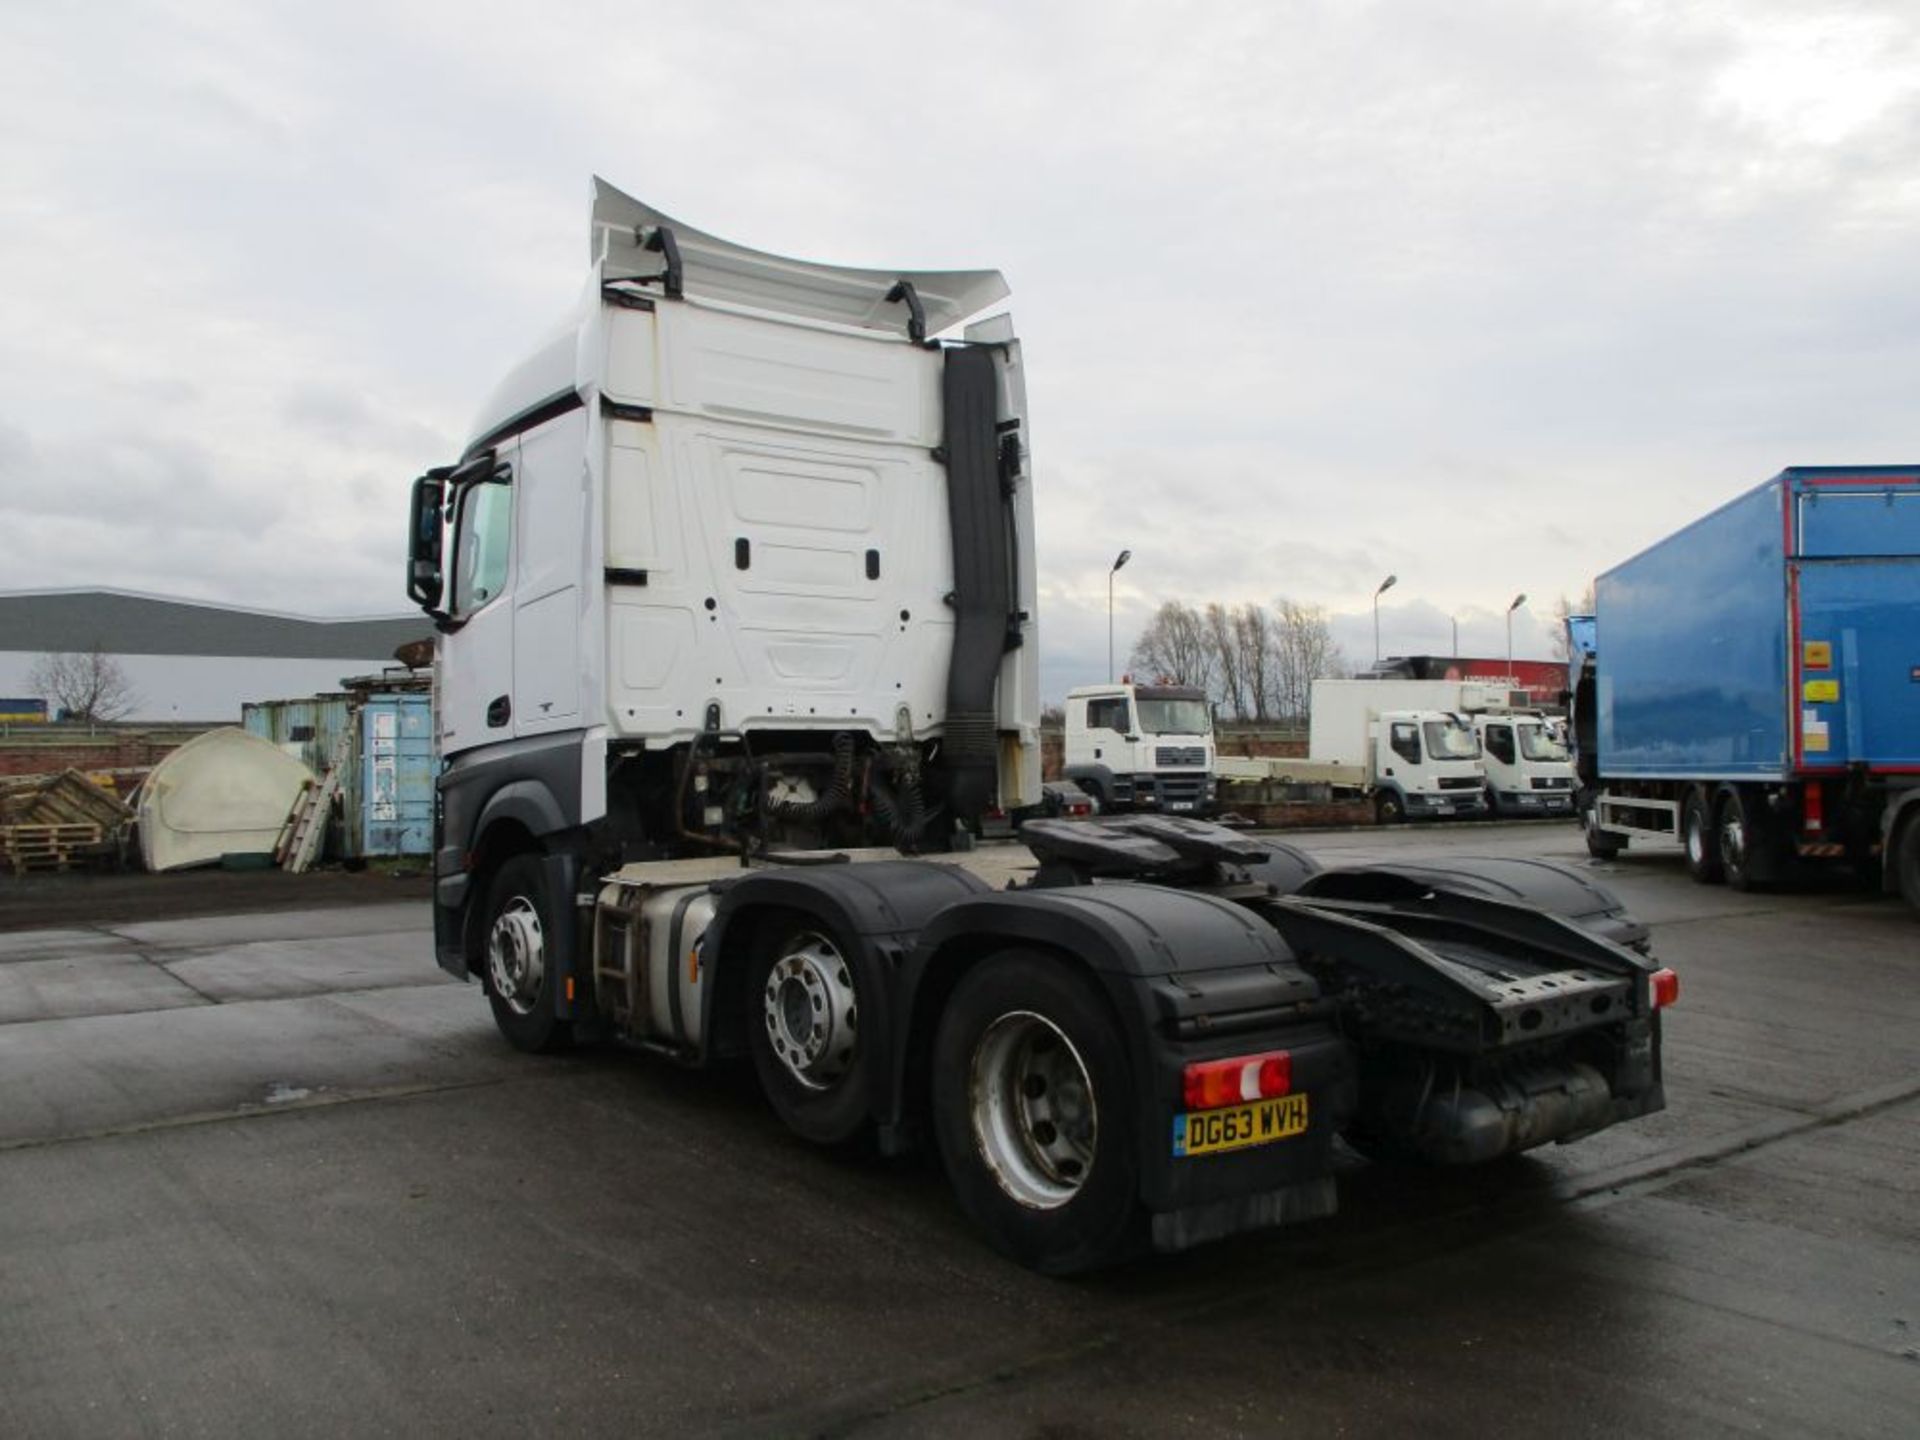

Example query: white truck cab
[1474,712,1577,817]
[1062,682,1215,814]
[1308,680,1488,822]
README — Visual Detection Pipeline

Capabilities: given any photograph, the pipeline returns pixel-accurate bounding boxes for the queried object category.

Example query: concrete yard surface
[1,826,1917,1437]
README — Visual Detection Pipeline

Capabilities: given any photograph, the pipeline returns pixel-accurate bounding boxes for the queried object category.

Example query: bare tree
[1233,605,1273,720]
[1266,598,1346,721]
[29,647,138,722]
[1129,600,1215,692]
[1548,585,1597,661]
[1204,602,1246,717]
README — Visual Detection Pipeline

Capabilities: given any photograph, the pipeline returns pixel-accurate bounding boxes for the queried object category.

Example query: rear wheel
[1375,789,1407,825]
[1896,818,1920,917]
[481,853,574,1053]
[1717,788,1774,892]
[748,920,873,1146]
[931,952,1143,1275]
[1683,790,1722,884]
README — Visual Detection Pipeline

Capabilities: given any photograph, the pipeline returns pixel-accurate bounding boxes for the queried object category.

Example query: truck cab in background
[1370,708,1488,821]
[1062,682,1216,815]
[1307,679,1488,822]
[1473,711,1577,817]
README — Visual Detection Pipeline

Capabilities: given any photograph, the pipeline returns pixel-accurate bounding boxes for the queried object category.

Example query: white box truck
[1306,679,1490,821]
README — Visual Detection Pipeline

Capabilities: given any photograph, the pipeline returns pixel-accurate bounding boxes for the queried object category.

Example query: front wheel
[1583,806,1625,860]
[1375,789,1407,825]
[481,853,574,1053]
[931,953,1143,1275]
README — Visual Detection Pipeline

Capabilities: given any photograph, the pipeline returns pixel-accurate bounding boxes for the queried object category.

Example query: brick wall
[1040,722,1307,781]
[0,726,207,779]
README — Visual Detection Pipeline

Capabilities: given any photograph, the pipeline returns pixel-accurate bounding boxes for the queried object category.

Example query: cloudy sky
[4,1,1917,702]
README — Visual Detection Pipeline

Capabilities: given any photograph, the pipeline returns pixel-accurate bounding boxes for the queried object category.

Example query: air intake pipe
[937,345,1013,825]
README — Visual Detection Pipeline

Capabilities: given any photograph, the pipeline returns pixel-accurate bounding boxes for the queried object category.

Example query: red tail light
[1183,1051,1292,1110]
[1803,783,1825,835]
[1650,968,1679,1010]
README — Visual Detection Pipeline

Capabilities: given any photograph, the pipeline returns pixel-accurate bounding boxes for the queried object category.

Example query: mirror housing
[406,472,446,611]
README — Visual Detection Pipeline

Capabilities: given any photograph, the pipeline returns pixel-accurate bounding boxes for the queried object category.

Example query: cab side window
[1087,698,1131,732]
[1485,724,1515,765]
[1389,721,1421,765]
[451,471,513,615]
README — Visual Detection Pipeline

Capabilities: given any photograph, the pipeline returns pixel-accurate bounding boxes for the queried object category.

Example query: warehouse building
[0,589,433,723]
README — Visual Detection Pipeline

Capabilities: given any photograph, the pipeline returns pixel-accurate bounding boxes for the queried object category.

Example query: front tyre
[931,952,1143,1275]
[1375,789,1407,825]
[481,853,574,1053]
[1582,803,1625,859]
[748,921,873,1146]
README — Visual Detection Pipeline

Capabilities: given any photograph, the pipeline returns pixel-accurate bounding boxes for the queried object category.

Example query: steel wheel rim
[762,933,858,1090]
[487,896,545,1017]
[1721,809,1746,870]
[969,1010,1097,1210]
[1686,809,1706,863]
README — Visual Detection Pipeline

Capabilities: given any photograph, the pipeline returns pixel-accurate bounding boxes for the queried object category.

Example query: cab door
[1482,721,1517,789]
[439,446,516,756]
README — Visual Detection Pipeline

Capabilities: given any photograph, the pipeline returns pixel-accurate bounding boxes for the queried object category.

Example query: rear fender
[697,860,990,1114]
[1297,856,1650,951]
[896,884,1345,1210]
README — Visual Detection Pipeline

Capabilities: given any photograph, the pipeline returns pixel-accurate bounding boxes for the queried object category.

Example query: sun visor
[591,177,1008,339]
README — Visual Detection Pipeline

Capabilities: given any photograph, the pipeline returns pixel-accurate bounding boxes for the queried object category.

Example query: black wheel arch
[697,861,992,1123]
[893,884,1301,1209]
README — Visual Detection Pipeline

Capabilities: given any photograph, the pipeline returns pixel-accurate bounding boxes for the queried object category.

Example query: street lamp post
[1108,549,1132,682]
[1451,614,1459,656]
[1373,574,1398,663]
[1506,592,1527,680]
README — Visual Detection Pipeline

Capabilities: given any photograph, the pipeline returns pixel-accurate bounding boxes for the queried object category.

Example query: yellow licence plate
[1172,1094,1310,1158]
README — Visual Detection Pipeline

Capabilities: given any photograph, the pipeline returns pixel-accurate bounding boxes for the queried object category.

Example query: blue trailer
[1572,466,1920,911]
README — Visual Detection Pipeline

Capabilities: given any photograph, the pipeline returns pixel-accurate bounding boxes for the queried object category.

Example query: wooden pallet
[0,821,106,875]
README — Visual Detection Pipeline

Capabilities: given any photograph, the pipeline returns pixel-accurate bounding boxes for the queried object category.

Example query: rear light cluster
[1649,968,1680,1010]
[1183,1050,1292,1111]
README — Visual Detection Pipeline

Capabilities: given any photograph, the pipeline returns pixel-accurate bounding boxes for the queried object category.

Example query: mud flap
[540,850,583,1018]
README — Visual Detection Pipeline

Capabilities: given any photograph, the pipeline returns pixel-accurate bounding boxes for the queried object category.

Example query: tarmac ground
[2,822,1916,1437]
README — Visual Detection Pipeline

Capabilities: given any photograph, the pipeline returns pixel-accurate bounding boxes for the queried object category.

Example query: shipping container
[244,678,432,859]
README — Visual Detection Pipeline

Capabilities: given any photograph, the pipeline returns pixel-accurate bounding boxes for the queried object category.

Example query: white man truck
[1061,682,1216,815]
[403,180,1676,1272]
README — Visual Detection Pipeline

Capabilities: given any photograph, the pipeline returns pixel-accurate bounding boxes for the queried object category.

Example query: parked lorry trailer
[401,180,1677,1272]
[1061,681,1216,815]
[1574,466,1920,910]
